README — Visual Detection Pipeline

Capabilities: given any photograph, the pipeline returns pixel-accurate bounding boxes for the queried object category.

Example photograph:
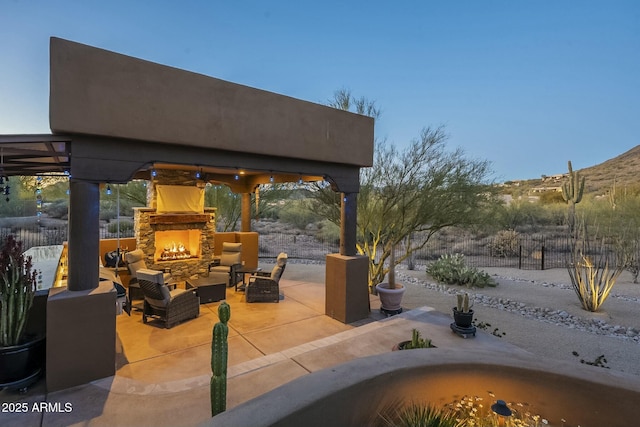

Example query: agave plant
[0,235,38,347]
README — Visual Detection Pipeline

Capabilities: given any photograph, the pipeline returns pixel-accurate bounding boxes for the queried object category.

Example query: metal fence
[3,224,619,270]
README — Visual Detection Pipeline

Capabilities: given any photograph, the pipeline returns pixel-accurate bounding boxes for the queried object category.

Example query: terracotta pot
[376,282,405,312]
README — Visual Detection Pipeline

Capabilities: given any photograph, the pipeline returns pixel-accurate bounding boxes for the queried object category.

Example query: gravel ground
[395,265,640,377]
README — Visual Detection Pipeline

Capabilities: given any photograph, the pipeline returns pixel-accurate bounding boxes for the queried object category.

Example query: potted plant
[0,235,45,390]
[392,328,435,351]
[453,293,474,328]
[375,243,405,316]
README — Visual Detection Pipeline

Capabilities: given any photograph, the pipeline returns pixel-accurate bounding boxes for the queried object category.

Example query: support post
[241,192,251,232]
[340,192,357,256]
[47,178,116,391]
[67,179,100,291]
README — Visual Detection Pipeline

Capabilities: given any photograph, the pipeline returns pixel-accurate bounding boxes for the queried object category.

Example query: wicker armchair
[136,269,200,328]
[246,252,287,303]
[209,242,243,287]
[125,249,174,305]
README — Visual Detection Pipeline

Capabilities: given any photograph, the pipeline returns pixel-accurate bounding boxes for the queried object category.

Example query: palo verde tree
[313,90,495,292]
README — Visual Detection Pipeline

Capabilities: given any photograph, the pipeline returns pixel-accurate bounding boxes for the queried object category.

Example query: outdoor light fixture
[106,184,112,195]
[270,174,274,183]
[151,169,157,178]
[234,174,239,180]
[298,175,303,185]
[491,400,512,426]
[195,168,202,179]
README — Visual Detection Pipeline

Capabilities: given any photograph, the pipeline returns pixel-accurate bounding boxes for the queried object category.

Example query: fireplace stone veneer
[134,207,216,280]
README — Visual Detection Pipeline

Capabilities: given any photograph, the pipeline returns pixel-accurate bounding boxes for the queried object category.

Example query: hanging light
[270,174,274,183]
[298,175,303,185]
[151,169,157,178]
[106,184,112,195]
[195,168,202,179]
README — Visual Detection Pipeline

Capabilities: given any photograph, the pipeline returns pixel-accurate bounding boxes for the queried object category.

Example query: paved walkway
[2,262,639,426]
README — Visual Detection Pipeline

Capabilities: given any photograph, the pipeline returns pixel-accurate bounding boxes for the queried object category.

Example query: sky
[1,1,639,181]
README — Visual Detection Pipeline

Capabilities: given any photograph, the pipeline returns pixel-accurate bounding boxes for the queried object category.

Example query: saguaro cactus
[561,160,585,236]
[211,301,230,417]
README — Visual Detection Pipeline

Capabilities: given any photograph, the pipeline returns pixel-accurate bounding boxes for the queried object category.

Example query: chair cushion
[276,252,287,267]
[125,249,145,263]
[220,251,241,266]
[222,242,242,252]
[137,268,170,305]
[270,265,283,282]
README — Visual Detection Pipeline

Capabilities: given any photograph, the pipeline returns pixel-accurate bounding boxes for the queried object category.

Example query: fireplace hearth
[133,169,216,280]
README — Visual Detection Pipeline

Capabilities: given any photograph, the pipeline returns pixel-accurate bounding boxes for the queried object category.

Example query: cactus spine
[561,161,585,236]
[211,302,230,417]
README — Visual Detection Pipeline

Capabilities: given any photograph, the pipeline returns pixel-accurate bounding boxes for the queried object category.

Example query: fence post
[541,244,545,270]
[518,245,522,270]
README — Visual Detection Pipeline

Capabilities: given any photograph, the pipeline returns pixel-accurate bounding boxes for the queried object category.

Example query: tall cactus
[561,161,585,236]
[211,301,230,417]
[0,235,37,347]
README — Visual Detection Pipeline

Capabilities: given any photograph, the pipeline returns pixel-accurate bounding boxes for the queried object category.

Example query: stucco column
[67,179,100,291]
[241,192,251,232]
[340,192,357,256]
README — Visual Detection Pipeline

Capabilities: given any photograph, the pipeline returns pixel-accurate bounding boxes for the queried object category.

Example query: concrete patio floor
[1,263,525,427]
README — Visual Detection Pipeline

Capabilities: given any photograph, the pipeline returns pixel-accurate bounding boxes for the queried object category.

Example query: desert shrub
[315,220,340,244]
[426,253,496,287]
[107,220,134,234]
[278,200,322,230]
[44,199,69,219]
[488,229,520,257]
[538,190,565,204]
[377,402,459,427]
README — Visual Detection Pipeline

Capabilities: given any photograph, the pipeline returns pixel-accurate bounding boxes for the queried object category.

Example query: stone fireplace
[133,170,216,280]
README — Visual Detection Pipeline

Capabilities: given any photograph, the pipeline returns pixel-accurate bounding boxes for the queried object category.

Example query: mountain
[503,145,640,196]
[578,145,640,194]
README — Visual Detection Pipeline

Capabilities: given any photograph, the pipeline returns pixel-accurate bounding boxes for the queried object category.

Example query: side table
[186,276,227,304]
[234,267,262,291]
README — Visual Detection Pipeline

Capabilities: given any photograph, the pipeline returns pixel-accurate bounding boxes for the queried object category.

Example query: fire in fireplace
[155,229,201,261]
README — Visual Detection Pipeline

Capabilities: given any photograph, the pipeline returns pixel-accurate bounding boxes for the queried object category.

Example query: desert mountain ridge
[507,145,640,195]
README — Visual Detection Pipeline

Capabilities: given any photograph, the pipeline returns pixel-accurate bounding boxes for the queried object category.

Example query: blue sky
[1,1,638,181]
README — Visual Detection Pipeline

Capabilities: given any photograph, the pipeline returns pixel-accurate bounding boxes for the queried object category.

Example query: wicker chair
[209,242,243,287]
[136,269,200,328]
[125,249,174,305]
[246,252,287,303]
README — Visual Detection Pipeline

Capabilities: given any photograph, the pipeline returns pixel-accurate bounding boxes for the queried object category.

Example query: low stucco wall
[203,348,640,427]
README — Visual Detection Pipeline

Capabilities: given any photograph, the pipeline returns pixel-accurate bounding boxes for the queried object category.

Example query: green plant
[400,329,434,350]
[567,220,623,312]
[211,301,230,416]
[562,160,585,236]
[107,220,134,234]
[488,229,520,257]
[567,252,622,312]
[426,254,497,288]
[455,293,472,313]
[0,235,38,347]
[378,402,461,427]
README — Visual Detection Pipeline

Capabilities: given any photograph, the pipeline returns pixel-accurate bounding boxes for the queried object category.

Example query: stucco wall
[49,37,374,168]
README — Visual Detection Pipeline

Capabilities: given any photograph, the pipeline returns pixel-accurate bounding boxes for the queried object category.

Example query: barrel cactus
[211,301,230,416]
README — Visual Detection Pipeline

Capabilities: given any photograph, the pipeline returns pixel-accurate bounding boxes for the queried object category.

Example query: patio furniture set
[121,242,288,328]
